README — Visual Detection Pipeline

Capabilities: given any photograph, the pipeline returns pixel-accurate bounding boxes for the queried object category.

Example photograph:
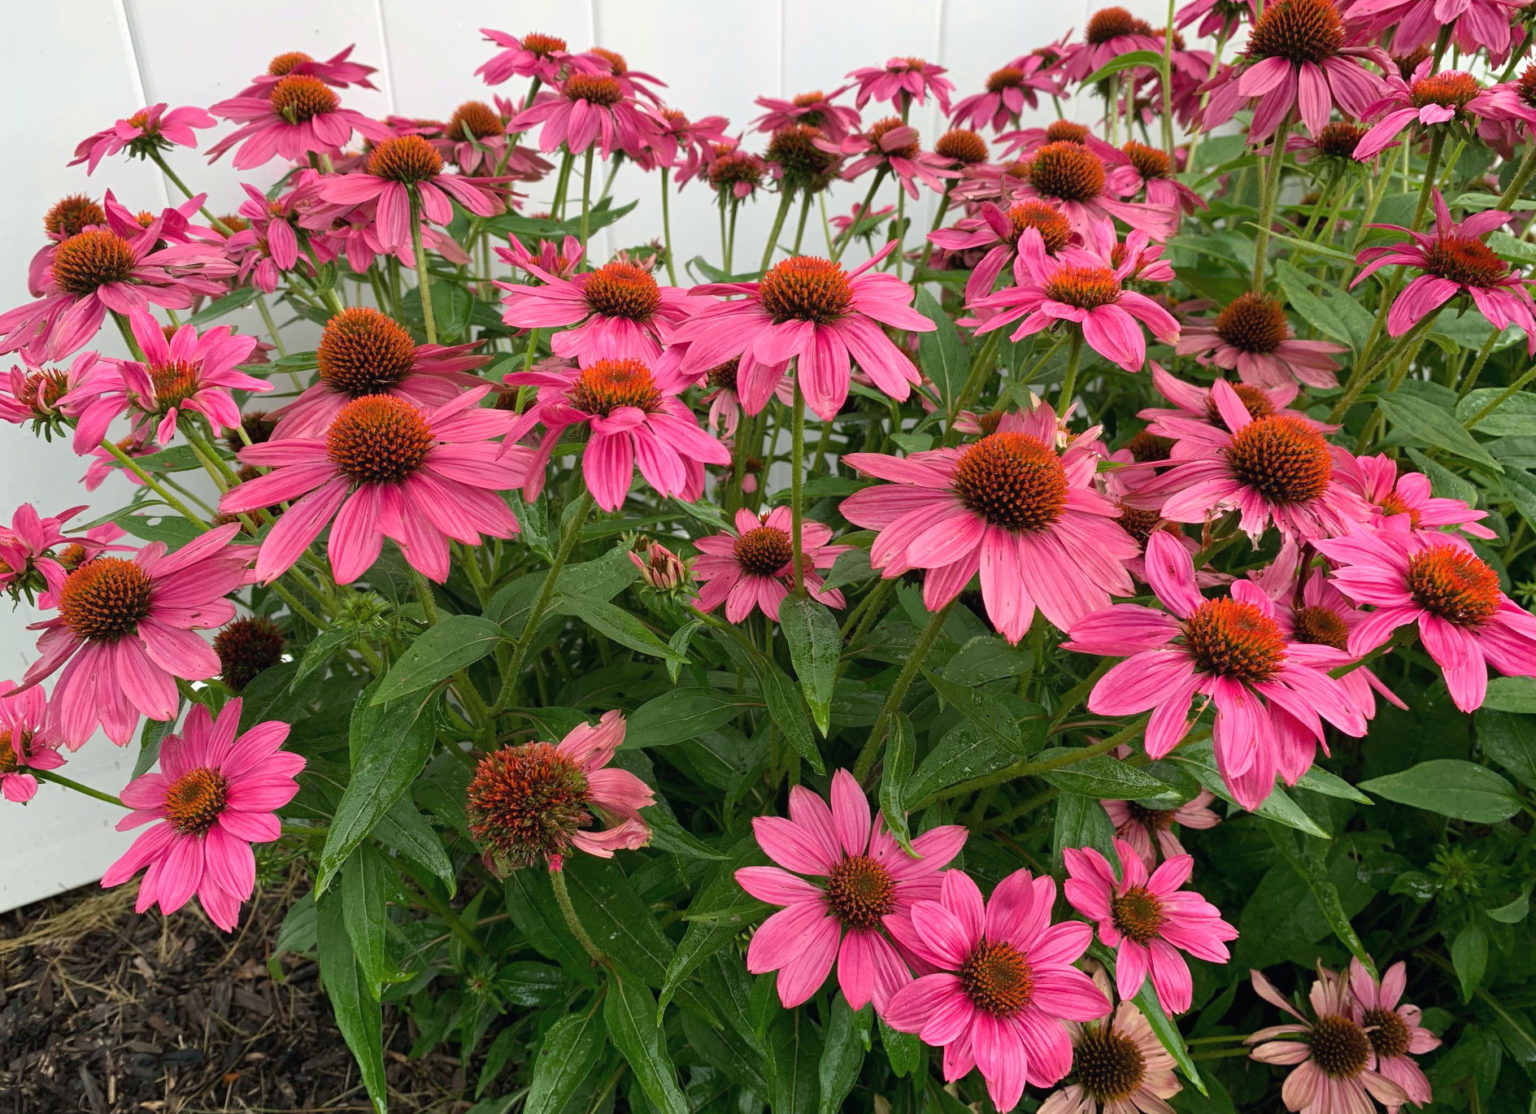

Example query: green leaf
[370,614,503,704]
[188,286,259,325]
[1294,766,1372,804]
[552,595,685,663]
[504,872,600,986]
[754,655,824,774]
[604,971,688,1114]
[879,1019,922,1077]
[341,845,395,992]
[316,890,387,1113]
[659,842,757,1014]
[373,795,455,892]
[1038,752,1176,800]
[292,624,358,687]
[1134,983,1206,1095]
[316,687,438,894]
[1053,791,1117,865]
[1488,889,1530,924]
[1082,49,1163,84]
[1268,828,1375,976]
[1359,759,1521,823]
[112,512,203,549]
[1274,262,1354,347]
[524,1009,607,1114]
[626,687,755,748]
[818,996,871,1114]
[402,281,473,343]
[1171,741,1329,837]
[767,1007,819,1114]
[564,857,675,985]
[1377,392,1500,469]
[1459,388,1536,436]
[1477,709,1536,787]
[1451,923,1488,1002]
[780,596,841,736]
[923,669,1032,754]
[878,712,916,853]
[1480,676,1536,713]
[908,724,1019,805]
[913,288,967,413]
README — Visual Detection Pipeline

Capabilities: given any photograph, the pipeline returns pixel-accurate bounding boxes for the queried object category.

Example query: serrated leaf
[524,1009,607,1114]
[604,971,688,1114]
[371,614,502,704]
[1360,759,1520,823]
[780,595,841,736]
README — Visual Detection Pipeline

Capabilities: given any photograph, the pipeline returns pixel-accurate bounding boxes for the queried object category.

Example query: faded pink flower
[1346,958,1440,1111]
[693,507,849,622]
[1038,989,1182,1114]
[71,104,216,174]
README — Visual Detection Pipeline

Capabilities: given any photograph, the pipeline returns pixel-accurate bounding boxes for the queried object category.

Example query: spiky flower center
[1422,236,1509,288]
[1247,0,1344,65]
[523,33,568,57]
[869,117,919,159]
[1046,121,1091,145]
[1363,1007,1411,1059]
[1124,141,1172,179]
[1518,64,1536,108]
[1088,6,1143,43]
[825,853,897,929]
[1008,201,1074,252]
[1111,886,1166,944]
[0,731,19,775]
[163,767,230,836]
[1076,1028,1147,1102]
[709,151,765,192]
[1293,605,1350,650]
[952,432,1069,532]
[960,939,1035,1018]
[1206,384,1278,425]
[583,262,662,321]
[146,361,202,411]
[1029,142,1106,202]
[707,359,739,390]
[1184,598,1287,682]
[1316,121,1366,158]
[1215,293,1290,354]
[1310,1014,1372,1077]
[1126,800,1177,829]
[733,525,794,576]
[987,67,1025,94]
[318,307,418,397]
[59,558,153,641]
[267,51,313,76]
[326,395,434,484]
[367,135,443,182]
[1407,545,1500,626]
[591,47,628,73]
[936,128,988,164]
[1225,415,1333,504]
[466,742,591,871]
[759,256,853,325]
[214,616,286,691]
[1377,491,1422,526]
[269,75,339,123]
[51,230,136,296]
[1118,503,1163,542]
[570,358,664,417]
[894,57,929,73]
[1410,72,1480,111]
[449,100,504,140]
[19,369,71,417]
[565,74,623,106]
[45,195,105,239]
[1045,264,1122,309]
[1128,431,1174,462]
[767,125,837,186]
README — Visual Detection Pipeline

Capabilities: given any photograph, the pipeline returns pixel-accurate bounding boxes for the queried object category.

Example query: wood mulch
[0,879,468,1114]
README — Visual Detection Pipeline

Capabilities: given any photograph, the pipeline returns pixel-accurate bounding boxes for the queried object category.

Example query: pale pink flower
[693,507,850,622]
[1066,530,1368,810]
[735,768,966,1011]
[1316,521,1536,712]
[70,104,216,174]
[20,524,251,748]
[220,388,527,585]
[235,45,378,96]
[510,73,663,160]
[1064,838,1238,1014]
[1175,293,1347,390]
[476,30,581,85]
[847,58,955,114]
[1334,452,1494,540]
[1038,993,1182,1114]
[883,869,1111,1111]
[1344,0,1527,64]
[207,75,390,170]
[0,682,65,803]
[841,403,1137,643]
[751,90,862,142]
[1345,958,1440,1112]
[102,698,303,931]
[1102,791,1221,870]
[1353,64,1493,161]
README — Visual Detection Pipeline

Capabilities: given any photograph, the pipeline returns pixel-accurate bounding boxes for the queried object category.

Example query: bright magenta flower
[693,507,850,623]
[841,403,1137,643]
[846,57,955,114]
[0,504,123,606]
[207,75,390,170]
[1345,958,1440,1109]
[1345,0,1526,64]
[1064,838,1238,1014]
[1353,65,1492,161]
[951,54,1063,132]
[510,73,662,159]
[1333,452,1494,540]
[0,682,65,803]
[235,45,378,96]
[70,104,216,174]
[1013,141,1178,240]
[930,200,1079,306]
[1175,293,1347,390]
[476,30,580,85]
[102,698,303,931]
[821,118,959,199]
[751,90,863,142]
[735,768,966,1011]
[882,869,1110,1111]
[1061,7,1164,84]
[1139,364,1331,443]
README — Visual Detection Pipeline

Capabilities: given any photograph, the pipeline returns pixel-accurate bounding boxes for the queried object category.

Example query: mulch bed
[0,880,468,1114]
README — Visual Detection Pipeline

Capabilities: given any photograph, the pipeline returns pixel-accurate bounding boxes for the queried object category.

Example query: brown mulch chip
[0,880,470,1114]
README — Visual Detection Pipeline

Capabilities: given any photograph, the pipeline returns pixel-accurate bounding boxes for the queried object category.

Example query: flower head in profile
[476,30,578,85]
[207,76,391,170]
[1013,142,1177,240]
[1316,522,1536,712]
[235,45,379,96]
[1064,838,1237,1014]
[433,98,552,178]
[21,525,250,748]
[1103,790,1221,870]
[0,682,65,803]
[467,711,654,874]
[1061,8,1163,84]
[510,72,663,159]
[102,698,303,931]
[1353,64,1491,162]
[1334,452,1494,541]
[751,89,862,142]
[70,104,216,174]
[882,869,1111,1111]
[1038,984,1182,1114]
[693,507,850,623]
[1175,293,1347,389]
[823,118,959,199]
[1345,958,1440,1110]
[951,55,1062,133]
[675,243,933,421]
[271,307,490,437]
[1247,966,1410,1114]
[842,403,1138,643]
[847,57,955,114]
[736,769,966,1011]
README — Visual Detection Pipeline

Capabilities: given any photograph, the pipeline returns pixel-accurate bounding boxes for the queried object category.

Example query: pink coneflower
[476,30,580,85]
[0,682,65,803]
[1140,364,1331,443]
[499,233,585,281]
[502,358,730,511]
[1352,65,1492,162]
[951,55,1062,133]
[1315,521,1536,712]
[847,57,955,114]
[635,106,731,176]
[1201,0,1387,140]
[101,698,303,931]
[996,117,1095,159]
[751,90,862,142]
[1038,975,1182,1114]
[1014,142,1177,240]
[830,201,897,237]
[674,243,932,421]
[931,200,1078,306]
[1134,379,1369,541]
[735,768,965,1011]
[696,357,793,436]
[70,104,216,174]
[1352,191,1536,350]
[1103,790,1221,869]
[64,310,265,451]
[206,75,390,170]
[1062,8,1164,84]
[1345,0,1527,64]
[1175,293,1347,390]
[236,45,378,96]
[219,387,526,585]
[510,73,662,160]
[434,99,553,178]
[968,223,1179,373]
[1479,64,1536,139]
[581,47,667,105]
[1247,966,1410,1114]
[1345,958,1440,1110]
[466,710,653,873]
[497,249,692,365]
[822,118,959,200]
[0,504,121,606]
[271,307,489,437]
[883,869,1110,1111]
[20,524,250,748]
[1104,142,1206,218]
[1066,530,1368,810]
[1334,452,1494,540]
[693,507,849,622]
[1177,0,1258,39]
[702,145,768,199]
[1064,839,1238,1014]
[841,404,1137,643]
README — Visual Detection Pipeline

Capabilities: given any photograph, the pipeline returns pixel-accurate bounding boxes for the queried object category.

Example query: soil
[0,879,469,1114]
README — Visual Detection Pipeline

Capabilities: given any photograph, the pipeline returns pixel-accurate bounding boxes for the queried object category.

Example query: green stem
[659,168,679,285]
[1251,118,1292,291]
[791,189,814,255]
[34,769,125,808]
[832,170,887,262]
[892,189,907,280]
[1496,143,1536,212]
[916,184,954,275]
[1057,332,1084,413]
[1411,131,1447,231]
[853,604,952,782]
[409,190,437,344]
[409,566,440,625]
[102,439,209,526]
[949,329,1007,429]
[579,146,596,250]
[760,188,797,273]
[268,578,328,629]
[789,385,806,595]
[1159,0,1177,163]
[150,150,228,232]
[255,294,289,357]
[1327,317,1436,422]
[1465,364,1536,429]
[551,151,575,220]
[551,867,609,966]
